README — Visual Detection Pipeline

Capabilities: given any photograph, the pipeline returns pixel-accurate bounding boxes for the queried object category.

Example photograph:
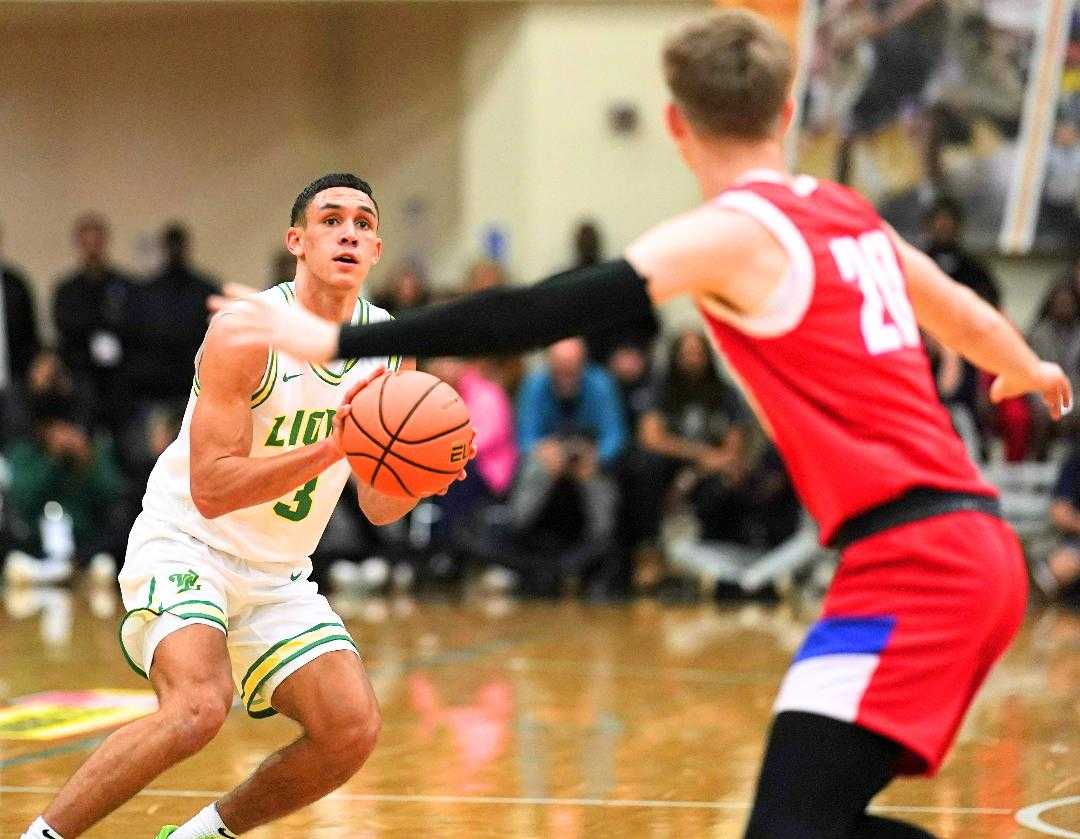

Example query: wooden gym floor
[0,588,1077,838]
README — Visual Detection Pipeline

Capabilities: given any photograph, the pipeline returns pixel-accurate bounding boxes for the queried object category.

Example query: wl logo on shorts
[169,569,202,594]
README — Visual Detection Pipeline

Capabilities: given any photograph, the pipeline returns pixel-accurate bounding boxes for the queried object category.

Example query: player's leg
[32,625,233,838]
[743,711,935,839]
[211,650,380,833]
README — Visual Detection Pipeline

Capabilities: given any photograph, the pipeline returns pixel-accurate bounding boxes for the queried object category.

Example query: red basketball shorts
[774,511,1027,774]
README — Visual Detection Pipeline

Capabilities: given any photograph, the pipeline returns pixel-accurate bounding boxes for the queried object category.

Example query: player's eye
[359,219,370,229]
[325,217,339,226]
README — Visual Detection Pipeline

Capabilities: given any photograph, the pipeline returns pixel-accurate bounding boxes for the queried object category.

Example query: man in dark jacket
[51,213,134,435]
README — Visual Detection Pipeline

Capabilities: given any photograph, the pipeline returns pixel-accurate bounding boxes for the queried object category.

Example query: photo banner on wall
[792,0,1066,254]
[1004,0,1079,254]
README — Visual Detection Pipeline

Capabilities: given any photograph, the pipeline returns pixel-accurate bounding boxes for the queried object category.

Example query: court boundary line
[1015,797,1080,838]
[0,785,1014,816]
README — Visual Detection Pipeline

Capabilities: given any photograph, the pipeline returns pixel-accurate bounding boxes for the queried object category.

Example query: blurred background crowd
[4,0,1080,613]
[3,200,1080,611]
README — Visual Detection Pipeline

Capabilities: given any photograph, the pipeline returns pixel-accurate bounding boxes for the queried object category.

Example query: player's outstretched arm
[208,207,777,363]
[895,233,1073,420]
[189,316,346,519]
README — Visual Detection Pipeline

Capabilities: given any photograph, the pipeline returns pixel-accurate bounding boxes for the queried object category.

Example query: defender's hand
[990,361,1073,420]
[209,284,339,363]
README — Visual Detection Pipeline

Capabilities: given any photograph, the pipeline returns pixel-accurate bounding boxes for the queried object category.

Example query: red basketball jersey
[698,170,995,545]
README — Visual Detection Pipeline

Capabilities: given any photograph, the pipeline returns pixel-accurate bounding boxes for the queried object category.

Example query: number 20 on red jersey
[829,230,920,356]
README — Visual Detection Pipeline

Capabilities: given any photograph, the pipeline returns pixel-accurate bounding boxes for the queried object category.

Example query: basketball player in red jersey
[214,11,1070,838]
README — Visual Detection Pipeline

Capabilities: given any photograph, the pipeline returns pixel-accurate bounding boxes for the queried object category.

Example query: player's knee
[162,683,233,756]
[309,700,381,780]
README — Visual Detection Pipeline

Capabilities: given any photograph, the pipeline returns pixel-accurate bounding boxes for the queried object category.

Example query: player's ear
[778,97,797,137]
[285,226,303,258]
[371,237,382,266]
[665,102,688,143]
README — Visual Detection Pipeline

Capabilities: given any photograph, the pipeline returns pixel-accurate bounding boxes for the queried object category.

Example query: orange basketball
[343,370,474,498]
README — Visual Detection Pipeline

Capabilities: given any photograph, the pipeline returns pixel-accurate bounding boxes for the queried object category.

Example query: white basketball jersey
[141,281,402,565]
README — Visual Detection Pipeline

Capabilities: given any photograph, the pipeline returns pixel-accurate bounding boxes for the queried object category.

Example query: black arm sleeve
[337,258,653,360]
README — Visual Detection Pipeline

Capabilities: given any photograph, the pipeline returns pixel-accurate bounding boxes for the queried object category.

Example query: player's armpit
[625,205,787,312]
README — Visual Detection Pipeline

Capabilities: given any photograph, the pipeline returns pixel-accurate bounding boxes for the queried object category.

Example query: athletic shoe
[154,828,178,839]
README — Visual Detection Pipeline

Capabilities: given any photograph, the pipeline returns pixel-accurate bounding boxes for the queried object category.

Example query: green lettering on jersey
[325,409,336,438]
[288,410,305,446]
[264,415,287,447]
[303,411,326,445]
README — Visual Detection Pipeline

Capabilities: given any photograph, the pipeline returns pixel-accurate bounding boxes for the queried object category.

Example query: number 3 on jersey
[830,230,919,356]
[274,478,317,522]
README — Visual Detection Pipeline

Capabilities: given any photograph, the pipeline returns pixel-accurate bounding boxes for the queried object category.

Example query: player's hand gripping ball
[340,368,475,498]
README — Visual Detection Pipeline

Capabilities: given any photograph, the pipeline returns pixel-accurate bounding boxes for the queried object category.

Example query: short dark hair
[662,9,793,140]
[290,173,378,227]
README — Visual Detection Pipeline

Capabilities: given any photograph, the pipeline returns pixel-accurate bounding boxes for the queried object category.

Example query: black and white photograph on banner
[796,0,1045,251]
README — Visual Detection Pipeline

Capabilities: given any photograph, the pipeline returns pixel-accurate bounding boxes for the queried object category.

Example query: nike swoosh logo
[43,831,59,839]
[283,372,303,382]
[290,571,303,581]
[219,829,239,839]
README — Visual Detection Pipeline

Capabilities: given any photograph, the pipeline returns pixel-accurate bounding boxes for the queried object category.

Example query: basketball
[342,369,474,498]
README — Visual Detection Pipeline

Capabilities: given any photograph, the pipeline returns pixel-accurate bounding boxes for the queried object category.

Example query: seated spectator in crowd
[51,213,135,438]
[922,197,1001,307]
[632,331,799,588]
[1034,446,1080,605]
[0,225,42,443]
[607,343,655,432]
[1028,278,1080,458]
[122,224,218,482]
[2,354,127,585]
[464,259,507,294]
[509,338,626,598]
[375,260,430,315]
[461,260,525,396]
[569,219,658,364]
[924,332,985,461]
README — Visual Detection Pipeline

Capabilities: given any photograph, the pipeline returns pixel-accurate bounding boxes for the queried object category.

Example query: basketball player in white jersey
[20,173,442,839]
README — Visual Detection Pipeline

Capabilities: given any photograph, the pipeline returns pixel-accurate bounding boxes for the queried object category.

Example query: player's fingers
[988,375,1010,405]
[343,366,386,404]
[1060,380,1074,417]
[222,282,260,301]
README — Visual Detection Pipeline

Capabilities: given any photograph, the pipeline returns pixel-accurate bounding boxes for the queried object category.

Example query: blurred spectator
[510,338,627,598]
[1027,278,1080,458]
[427,358,517,504]
[607,343,655,431]
[270,247,295,288]
[121,224,217,484]
[632,332,800,590]
[0,226,43,444]
[375,260,430,315]
[2,354,126,585]
[464,259,507,294]
[570,219,658,363]
[51,213,135,436]
[0,225,42,387]
[126,224,218,405]
[1039,120,1080,248]
[1032,446,1080,604]
[922,197,1001,307]
[924,332,984,461]
[461,260,524,395]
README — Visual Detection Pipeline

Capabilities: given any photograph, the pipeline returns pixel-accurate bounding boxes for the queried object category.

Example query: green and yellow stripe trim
[192,342,278,409]
[118,595,229,680]
[277,281,372,386]
[240,622,358,718]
